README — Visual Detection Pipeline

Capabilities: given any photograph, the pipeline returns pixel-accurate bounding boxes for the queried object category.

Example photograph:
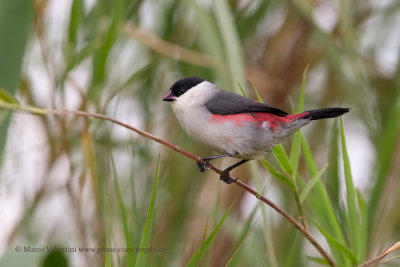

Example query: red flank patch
[210,112,309,131]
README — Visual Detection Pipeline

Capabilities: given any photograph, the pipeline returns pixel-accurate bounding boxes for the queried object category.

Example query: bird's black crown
[170,77,205,97]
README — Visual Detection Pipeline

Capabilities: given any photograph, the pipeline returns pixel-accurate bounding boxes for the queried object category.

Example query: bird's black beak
[162,90,177,102]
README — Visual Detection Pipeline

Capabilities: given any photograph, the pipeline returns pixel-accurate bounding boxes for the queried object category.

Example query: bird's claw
[220,172,238,184]
[197,157,239,184]
[197,159,210,172]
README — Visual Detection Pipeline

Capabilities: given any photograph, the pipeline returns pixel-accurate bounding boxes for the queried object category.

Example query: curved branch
[0,103,336,267]
[359,241,400,267]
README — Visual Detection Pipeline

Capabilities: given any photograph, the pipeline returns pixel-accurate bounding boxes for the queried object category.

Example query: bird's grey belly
[178,113,277,159]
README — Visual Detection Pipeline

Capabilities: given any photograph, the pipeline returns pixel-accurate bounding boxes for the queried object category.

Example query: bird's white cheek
[171,101,187,119]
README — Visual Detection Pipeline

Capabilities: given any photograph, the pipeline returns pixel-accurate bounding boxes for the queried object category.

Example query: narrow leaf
[213,0,247,91]
[300,164,328,203]
[357,190,368,258]
[368,104,400,227]
[289,131,302,174]
[300,133,348,265]
[113,159,135,266]
[340,118,363,260]
[306,256,330,266]
[135,156,160,267]
[0,0,32,164]
[193,219,209,266]
[68,0,84,47]
[105,197,111,267]
[297,65,309,113]
[314,222,358,264]
[186,205,232,267]
[227,210,261,265]
[259,158,295,189]
[0,89,19,104]
[289,66,308,170]
[273,144,294,175]
[249,79,263,103]
[236,81,247,97]
[300,134,318,176]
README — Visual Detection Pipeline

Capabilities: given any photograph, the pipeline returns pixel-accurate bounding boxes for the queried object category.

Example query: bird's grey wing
[205,89,288,116]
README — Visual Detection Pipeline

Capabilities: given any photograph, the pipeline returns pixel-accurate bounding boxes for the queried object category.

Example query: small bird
[163,77,349,184]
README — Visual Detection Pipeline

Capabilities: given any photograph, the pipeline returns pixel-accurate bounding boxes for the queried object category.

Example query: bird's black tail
[303,107,350,120]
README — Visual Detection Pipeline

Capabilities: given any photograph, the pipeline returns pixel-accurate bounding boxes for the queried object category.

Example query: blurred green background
[0,0,400,266]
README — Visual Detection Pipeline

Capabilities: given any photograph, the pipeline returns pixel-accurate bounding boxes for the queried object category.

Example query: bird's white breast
[171,81,221,148]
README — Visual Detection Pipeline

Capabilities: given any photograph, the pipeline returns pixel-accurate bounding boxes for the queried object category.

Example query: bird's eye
[179,89,186,95]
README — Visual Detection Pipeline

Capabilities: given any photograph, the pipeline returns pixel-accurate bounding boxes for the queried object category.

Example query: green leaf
[189,0,227,83]
[368,103,400,231]
[297,65,308,113]
[259,158,295,189]
[213,0,247,92]
[66,0,84,68]
[68,0,84,47]
[314,222,358,264]
[249,79,263,103]
[289,67,308,172]
[286,69,311,231]
[300,134,318,176]
[90,0,125,102]
[227,207,260,265]
[326,119,340,207]
[289,130,302,174]
[186,205,232,267]
[300,133,349,265]
[236,81,247,97]
[192,218,209,266]
[356,189,368,256]
[0,102,52,115]
[105,197,111,267]
[273,144,294,176]
[0,0,32,90]
[340,118,364,261]
[135,156,160,267]
[300,164,328,203]
[237,1,272,40]
[0,89,19,104]
[0,0,32,166]
[113,160,135,267]
[306,256,330,266]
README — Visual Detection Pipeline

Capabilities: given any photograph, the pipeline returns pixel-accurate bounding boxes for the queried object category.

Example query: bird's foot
[197,158,210,172]
[220,171,238,184]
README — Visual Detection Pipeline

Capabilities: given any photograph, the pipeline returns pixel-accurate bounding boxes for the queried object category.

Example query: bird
[163,77,349,184]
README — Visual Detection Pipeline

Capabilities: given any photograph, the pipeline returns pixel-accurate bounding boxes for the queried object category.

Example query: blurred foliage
[1,0,400,266]
[0,0,33,163]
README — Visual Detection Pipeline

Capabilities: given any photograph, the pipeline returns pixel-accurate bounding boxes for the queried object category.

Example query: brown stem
[234,179,334,266]
[2,105,336,267]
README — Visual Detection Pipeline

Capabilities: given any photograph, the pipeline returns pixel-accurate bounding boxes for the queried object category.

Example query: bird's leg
[220,159,248,184]
[197,152,237,172]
